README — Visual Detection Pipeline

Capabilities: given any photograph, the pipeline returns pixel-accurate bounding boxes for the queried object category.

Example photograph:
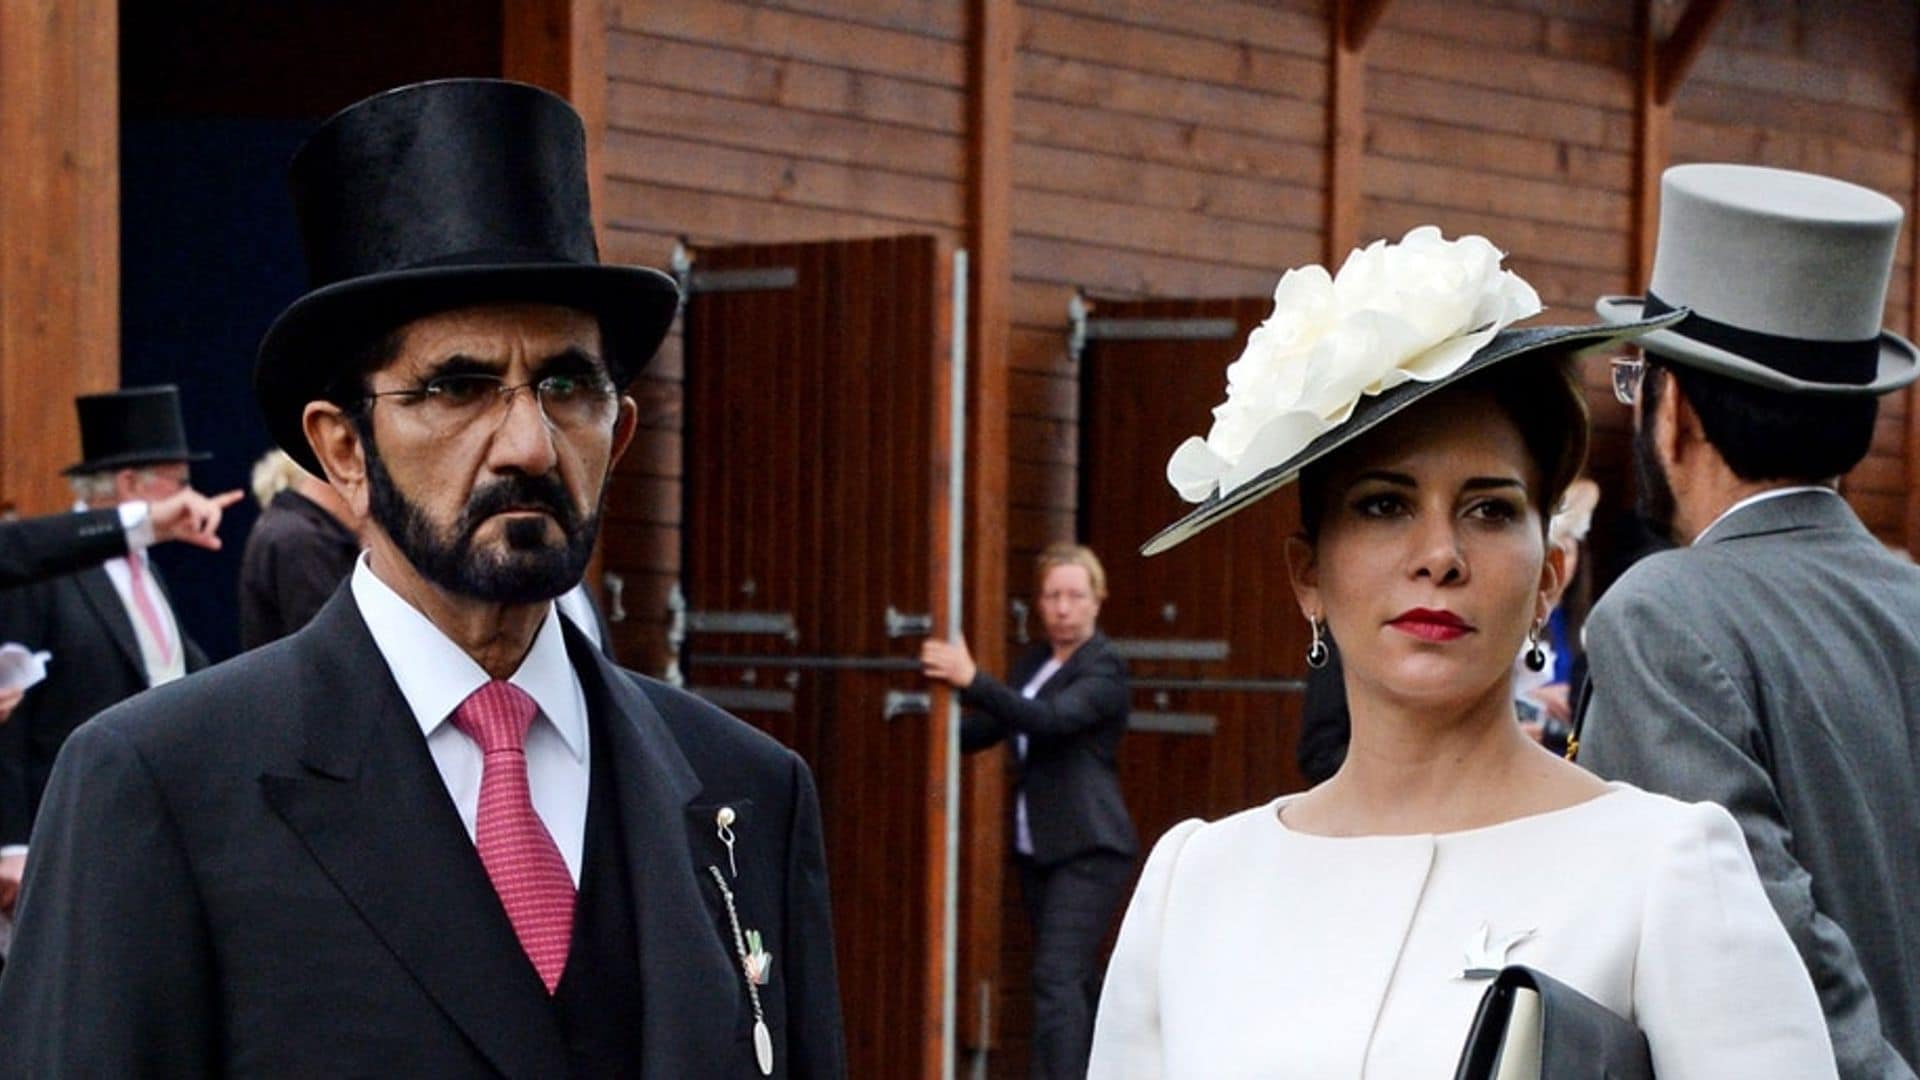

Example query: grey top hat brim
[1140,309,1687,557]
[1594,294,1919,395]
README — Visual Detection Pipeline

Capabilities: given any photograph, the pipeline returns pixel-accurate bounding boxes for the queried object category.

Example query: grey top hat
[1596,163,1918,395]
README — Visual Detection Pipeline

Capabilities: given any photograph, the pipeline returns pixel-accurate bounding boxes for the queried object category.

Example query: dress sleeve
[1634,800,1837,1079]
[1087,818,1204,1080]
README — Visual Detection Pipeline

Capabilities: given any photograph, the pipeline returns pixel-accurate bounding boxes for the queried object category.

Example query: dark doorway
[118,0,504,659]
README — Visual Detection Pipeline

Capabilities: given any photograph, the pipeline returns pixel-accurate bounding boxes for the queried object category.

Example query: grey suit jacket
[1578,490,1920,1079]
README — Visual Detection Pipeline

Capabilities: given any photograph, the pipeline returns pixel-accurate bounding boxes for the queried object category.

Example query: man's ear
[302,402,370,520]
[608,394,639,470]
[1283,534,1321,620]
[1652,372,1695,470]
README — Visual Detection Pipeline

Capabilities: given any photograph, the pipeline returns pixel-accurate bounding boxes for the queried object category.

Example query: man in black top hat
[1577,165,1920,1078]
[0,80,843,1079]
[0,385,237,911]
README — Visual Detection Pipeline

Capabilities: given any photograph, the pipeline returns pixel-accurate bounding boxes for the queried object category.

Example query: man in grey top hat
[1578,164,1920,1078]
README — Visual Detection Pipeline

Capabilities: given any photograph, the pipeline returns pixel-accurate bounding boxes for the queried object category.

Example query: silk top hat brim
[1595,163,1919,396]
[1140,309,1686,557]
[254,79,680,476]
[256,261,679,476]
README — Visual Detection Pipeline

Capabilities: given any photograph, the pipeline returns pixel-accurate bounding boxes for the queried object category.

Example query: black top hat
[255,78,681,474]
[64,385,210,476]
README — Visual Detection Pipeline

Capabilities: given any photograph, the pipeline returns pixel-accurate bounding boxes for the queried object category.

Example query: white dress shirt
[1693,484,1838,545]
[350,555,591,885]
[76,502,184,688]
[1013,656,1064,858]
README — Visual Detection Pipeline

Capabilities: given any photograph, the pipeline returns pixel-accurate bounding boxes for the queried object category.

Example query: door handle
[883,690,932,721]
[885,605,934,639]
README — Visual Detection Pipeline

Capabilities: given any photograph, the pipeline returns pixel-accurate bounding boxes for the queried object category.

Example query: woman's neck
[1293,678,1582,836]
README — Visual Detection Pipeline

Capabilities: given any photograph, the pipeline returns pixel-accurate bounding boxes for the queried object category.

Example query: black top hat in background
[255,78,681,474]
[64,385,211,476]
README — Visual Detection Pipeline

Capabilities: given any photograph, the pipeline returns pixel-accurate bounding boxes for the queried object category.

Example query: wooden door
[679,236,956,1080]
[1079,297,1313,858]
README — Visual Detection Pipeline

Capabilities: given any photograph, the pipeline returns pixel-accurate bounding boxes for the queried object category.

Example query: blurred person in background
[238,448,360,649]
[922,542,1136,1080]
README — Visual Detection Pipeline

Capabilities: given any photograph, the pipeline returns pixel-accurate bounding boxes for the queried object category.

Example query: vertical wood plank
[1325,0,1366,266]
[962,0,1014,1060]
[501,0,609,235]
[0,0,119,515]
[1908,57,1920,555]
[1631,0,1670,287]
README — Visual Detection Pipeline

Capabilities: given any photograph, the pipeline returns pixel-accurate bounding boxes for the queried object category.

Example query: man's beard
[1632,417,1678,544]
[363,437,601,605]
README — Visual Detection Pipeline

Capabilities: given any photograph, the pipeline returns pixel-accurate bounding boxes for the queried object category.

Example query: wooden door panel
[678,236,953,1080]
[1080,297,1313,844]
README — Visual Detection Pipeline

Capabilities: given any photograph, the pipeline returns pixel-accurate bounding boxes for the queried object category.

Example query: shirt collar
[349,552,587,761]
[1693,485,1840,546]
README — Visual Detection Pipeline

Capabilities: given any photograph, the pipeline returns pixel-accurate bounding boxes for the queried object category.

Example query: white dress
[1087,784,1835,1079]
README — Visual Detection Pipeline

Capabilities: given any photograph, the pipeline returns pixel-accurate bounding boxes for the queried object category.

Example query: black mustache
[460,475,578,534]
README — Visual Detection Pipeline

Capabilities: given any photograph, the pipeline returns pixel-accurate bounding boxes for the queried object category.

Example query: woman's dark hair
[1298,352,1589,542]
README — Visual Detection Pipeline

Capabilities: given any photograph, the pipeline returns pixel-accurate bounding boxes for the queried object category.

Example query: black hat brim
[62,448,214,476]
[1139,309,1688,557]
[256,261,680,476]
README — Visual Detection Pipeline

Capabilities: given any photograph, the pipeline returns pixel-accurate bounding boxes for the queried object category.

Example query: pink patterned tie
[452,680,575,993]
[124,554,173,666]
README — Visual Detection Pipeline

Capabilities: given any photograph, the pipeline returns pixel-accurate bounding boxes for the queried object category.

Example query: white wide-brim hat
[1596,163,1918,396]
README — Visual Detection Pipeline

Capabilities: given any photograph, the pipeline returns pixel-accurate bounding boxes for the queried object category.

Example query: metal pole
[942,248,969,1080]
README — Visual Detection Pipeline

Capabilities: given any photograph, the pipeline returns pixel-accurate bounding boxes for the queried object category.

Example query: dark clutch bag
[1452,965,1653,1080]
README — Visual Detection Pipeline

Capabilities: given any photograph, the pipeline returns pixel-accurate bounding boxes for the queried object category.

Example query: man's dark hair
[1650,359,1880,483]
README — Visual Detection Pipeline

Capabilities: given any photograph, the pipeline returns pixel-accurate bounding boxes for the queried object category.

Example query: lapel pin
[744,928,774,986]
[716,805,739,878]
[1458,921,1535,980]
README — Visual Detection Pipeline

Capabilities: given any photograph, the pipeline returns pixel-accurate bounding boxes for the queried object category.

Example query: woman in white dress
[1087,229,1835,1079]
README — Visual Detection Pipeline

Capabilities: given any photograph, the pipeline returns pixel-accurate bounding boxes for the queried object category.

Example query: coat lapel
[72,566,145,676]
[258,592,566,1079]
[566,626,743,1079]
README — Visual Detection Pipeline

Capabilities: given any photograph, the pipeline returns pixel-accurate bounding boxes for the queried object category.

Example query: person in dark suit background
[922,542,1137,1080]
[237,448,360,650]
[0,385,220,911]
[0,482,238,593]
[0,79,842,1078]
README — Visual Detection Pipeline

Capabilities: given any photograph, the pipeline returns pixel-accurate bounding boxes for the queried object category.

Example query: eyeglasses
[1610,357,1647,406]
[363,371,618,434]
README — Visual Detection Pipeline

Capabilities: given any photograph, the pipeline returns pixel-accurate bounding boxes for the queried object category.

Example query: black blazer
[960,632,1138,866]
[0,588,845,1078]
[0,562,208,845]
[237,489,360,650]
[0,508,125,589]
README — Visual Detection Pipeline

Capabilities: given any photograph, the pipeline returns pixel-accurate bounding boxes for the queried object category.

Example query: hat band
[1643,293,1878,386]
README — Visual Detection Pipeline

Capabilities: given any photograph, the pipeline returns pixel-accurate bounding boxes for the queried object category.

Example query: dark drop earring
[1306,617,1330,670]
[1524,620,1548,672]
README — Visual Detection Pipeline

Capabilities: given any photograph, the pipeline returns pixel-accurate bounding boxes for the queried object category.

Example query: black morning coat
[959,631,1139,866]
[0,508,126,589]
[0,556,209,846]
[0,586,846,1079]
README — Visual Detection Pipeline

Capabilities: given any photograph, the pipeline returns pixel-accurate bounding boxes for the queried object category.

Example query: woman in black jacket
[921,543,1136,1080]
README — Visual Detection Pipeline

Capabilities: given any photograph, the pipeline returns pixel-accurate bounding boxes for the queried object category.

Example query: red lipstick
[1389,608,1473,642]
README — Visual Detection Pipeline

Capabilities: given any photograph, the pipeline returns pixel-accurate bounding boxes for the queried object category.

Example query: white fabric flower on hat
[1166,226,1542,503]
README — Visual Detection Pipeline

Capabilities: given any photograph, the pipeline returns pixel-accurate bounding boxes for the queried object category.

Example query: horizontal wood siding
[599,0,968,671]
[1668,0,1918,546]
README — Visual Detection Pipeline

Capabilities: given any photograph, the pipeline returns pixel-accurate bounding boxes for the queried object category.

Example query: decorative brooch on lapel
[1457,922,1535,980]
[706,803,775,1076]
